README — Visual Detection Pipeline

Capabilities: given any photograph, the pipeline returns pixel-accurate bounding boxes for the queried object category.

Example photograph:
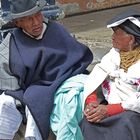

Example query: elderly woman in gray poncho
[80,9,140,140]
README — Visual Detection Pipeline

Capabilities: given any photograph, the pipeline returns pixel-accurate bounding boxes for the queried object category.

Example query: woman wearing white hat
[80,9,140,140]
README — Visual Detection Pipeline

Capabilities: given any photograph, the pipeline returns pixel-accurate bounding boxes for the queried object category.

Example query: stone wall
[56,0,140,15]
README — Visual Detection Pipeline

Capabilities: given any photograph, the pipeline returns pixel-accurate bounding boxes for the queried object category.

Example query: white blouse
[84,47,140,113]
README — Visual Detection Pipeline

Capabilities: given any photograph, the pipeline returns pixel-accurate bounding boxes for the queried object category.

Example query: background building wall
[56,0,140,16]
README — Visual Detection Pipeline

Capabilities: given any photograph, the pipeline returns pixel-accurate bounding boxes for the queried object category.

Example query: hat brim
[11,0,46,19]
[107,9,140,28]
[107,16,140,28]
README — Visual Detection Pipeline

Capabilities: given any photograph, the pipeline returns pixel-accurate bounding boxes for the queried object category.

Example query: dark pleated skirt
[80,111,140,140]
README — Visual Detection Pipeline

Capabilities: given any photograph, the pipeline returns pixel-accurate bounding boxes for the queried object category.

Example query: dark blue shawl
[6,21,93,139]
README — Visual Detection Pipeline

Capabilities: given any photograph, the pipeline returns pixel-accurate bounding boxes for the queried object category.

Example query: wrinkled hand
[84,102,108,123]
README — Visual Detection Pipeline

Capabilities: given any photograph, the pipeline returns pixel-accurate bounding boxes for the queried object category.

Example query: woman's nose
[112,33,115,40]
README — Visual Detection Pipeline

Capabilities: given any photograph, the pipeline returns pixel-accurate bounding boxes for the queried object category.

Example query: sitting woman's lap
[80,111,140,140]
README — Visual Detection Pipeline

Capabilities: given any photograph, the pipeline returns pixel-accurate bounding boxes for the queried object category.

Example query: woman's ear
[129,34,135,46]
[128,34,137,50]
[130,34,135,44]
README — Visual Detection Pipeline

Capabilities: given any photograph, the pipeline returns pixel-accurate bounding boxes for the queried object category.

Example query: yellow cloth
[120,46,140,72]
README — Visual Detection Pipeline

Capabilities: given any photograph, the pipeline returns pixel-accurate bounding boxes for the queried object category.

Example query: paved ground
[61,3,140,70]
